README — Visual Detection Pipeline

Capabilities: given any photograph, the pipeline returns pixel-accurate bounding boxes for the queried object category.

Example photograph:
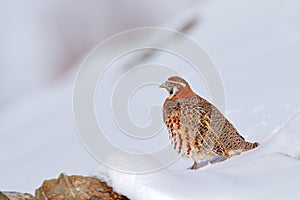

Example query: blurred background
[0,0,199,192]
[0,0,197,106]
[1,0,300,195]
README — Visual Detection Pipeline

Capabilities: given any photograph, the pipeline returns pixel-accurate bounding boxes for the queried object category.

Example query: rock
[0,192,34,200]
[35,173,128,200]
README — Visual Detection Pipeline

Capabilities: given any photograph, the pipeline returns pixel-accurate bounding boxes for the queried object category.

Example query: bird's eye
[170,88,174,95]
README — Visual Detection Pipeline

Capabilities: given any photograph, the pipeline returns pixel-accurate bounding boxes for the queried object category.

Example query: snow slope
[1,0,300,199]
[93,111,300,200]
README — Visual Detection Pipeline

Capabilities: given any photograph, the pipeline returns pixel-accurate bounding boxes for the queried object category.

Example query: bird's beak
[159,82,168,89]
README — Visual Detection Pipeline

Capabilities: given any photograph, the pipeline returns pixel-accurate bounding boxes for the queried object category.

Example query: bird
[160,76,259,169]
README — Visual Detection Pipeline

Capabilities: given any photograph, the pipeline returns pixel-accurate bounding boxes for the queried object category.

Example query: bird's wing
[177,97,230,157]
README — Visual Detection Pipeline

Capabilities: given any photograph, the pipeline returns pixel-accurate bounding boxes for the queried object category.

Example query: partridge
[160,76,259,169]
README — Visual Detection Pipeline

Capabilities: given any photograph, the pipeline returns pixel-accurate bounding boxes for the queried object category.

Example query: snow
[92,110,300,200]
[267,110,300,159]
[1,0,300,199]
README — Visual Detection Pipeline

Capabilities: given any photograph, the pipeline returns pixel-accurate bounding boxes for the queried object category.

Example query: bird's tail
[243,141,260,151]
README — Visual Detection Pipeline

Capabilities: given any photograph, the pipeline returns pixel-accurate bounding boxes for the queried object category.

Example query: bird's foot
[191,161,198,170]
[190,160,210,170]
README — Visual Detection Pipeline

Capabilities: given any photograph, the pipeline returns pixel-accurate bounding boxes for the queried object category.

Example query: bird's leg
[191,161,198,170]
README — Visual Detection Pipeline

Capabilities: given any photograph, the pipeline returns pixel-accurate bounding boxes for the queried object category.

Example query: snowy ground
[1,0,300,199]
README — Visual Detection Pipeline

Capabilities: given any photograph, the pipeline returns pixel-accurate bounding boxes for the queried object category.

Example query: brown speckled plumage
[160,76,259,169]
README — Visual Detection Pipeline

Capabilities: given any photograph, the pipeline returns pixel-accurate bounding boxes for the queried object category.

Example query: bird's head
[160,76,194,99]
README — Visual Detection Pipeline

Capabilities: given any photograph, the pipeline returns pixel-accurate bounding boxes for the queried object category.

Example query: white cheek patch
[168,86,179,99]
